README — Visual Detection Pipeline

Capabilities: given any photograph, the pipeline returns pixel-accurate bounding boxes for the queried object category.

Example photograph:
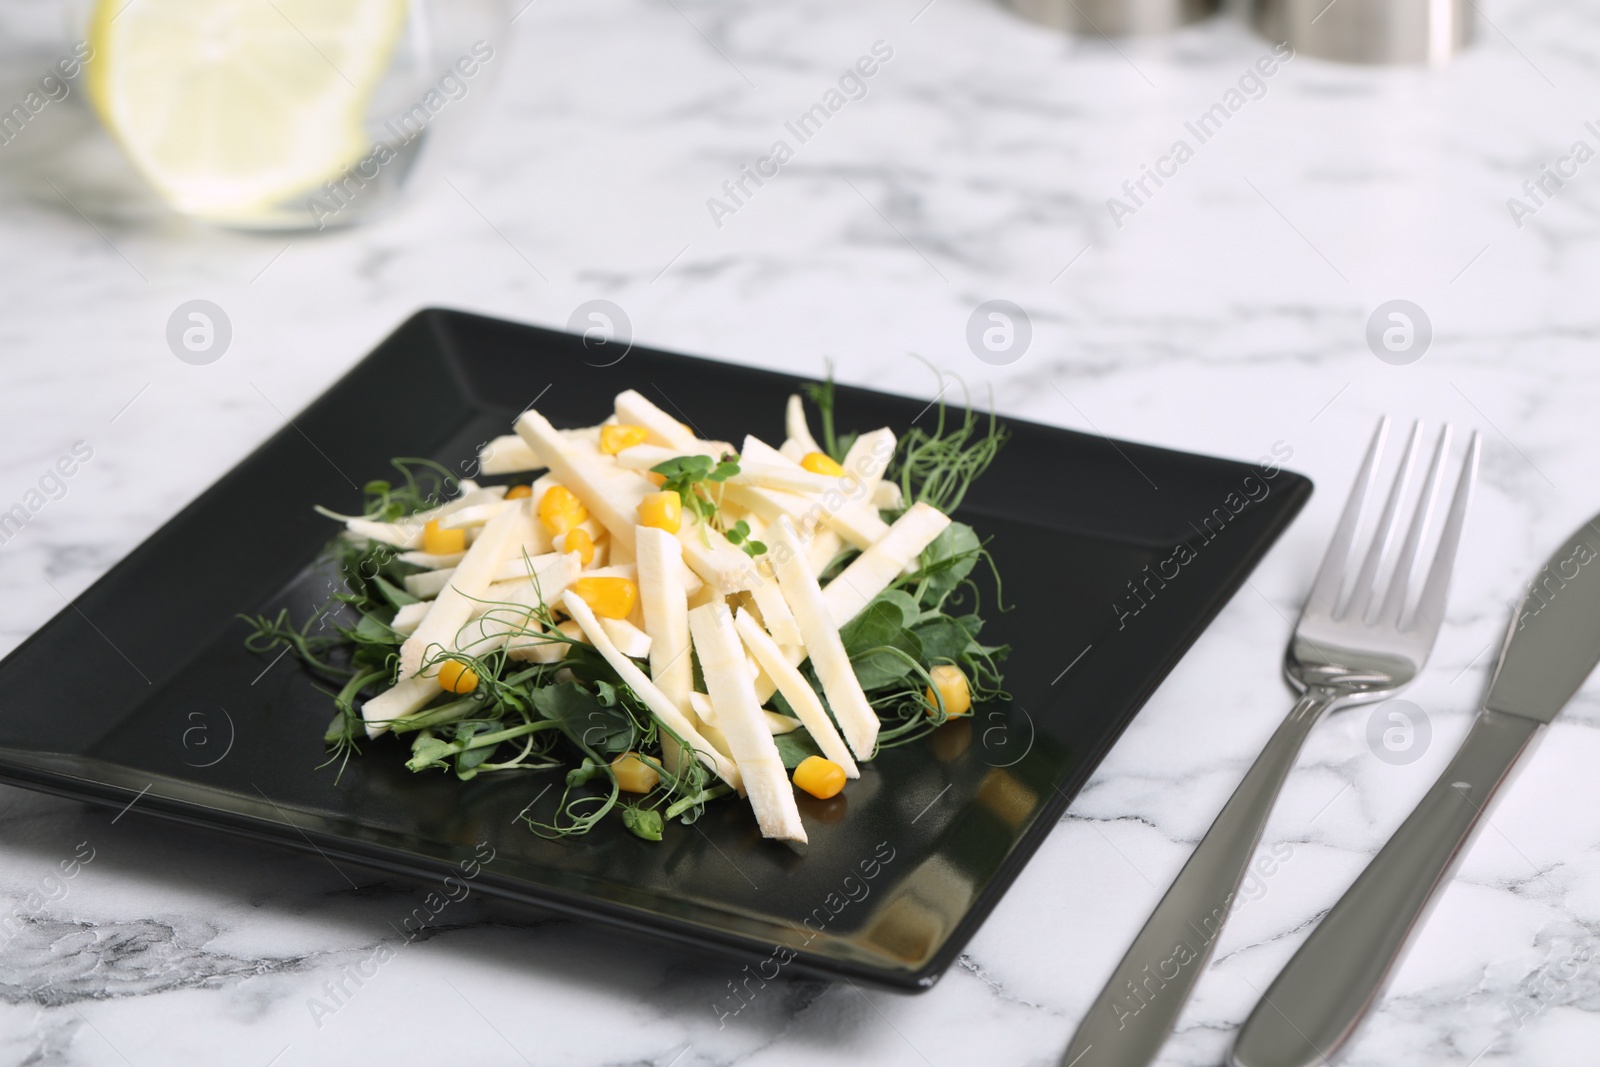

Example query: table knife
[1231,511,1600,1067]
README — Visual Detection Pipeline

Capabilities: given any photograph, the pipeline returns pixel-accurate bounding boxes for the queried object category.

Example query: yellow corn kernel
[504,484,532,500]
[573,576,638,619]
[924,665,972,717]
[793,756,847,799]
[561,528,596,566]
[422,518,466,555]
[600,424,649,455]
[611,751,661,793]
[637,490,682,534]
[538,484,588,535]
[646,471,667,488]
[438,659,479,694]
[800,451,845,477]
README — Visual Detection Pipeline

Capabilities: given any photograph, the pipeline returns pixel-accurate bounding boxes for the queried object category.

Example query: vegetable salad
[245,380,1008,843]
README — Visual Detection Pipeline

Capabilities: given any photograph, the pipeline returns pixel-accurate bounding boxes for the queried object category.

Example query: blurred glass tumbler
[73,0,508,230]
[1001,0,1220,34]
[1252,0,1472,64]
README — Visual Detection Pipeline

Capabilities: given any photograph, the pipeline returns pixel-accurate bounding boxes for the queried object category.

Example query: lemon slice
[87,0,406,221]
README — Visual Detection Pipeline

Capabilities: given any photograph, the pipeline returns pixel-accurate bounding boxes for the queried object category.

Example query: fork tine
[1303,417,1390,620]
[1344,421,1422,622]
[1376,424,1453,628]
[1406,431,1481,638]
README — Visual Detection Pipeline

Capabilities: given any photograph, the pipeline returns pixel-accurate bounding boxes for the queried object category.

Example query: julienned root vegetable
[242,376,1010,844]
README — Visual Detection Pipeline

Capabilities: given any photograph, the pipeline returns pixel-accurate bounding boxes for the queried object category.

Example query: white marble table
[2,0,1599,1063]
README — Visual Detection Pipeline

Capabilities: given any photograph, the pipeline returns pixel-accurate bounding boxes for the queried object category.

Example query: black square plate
[0,309,1310,990]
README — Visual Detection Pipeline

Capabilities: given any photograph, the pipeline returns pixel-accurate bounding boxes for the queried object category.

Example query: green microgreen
[723,519,767,557]
[650,452,741,525]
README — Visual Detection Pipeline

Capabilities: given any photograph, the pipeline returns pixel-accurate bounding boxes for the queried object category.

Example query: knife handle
[1060,689,1336,1067]
[1230,708,1543,1067]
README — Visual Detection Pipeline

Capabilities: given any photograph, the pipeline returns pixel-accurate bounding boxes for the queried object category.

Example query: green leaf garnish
[774,729,823,769]
[841,592,925,690]
[622,805,664,841]
[650,452,741,526]
[724,519,767,557]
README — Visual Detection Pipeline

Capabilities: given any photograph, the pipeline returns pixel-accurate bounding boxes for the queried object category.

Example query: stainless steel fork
[1059,419,1480,1067]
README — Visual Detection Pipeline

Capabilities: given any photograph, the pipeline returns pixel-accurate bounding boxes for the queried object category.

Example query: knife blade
[1231,512,1600,1067]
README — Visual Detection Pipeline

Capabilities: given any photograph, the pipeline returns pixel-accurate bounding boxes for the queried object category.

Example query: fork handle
[1060,688,1337,1067]
[1229,708,1542,1067]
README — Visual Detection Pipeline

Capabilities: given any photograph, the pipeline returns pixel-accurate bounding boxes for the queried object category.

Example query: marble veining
[3,0,1600,1062]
